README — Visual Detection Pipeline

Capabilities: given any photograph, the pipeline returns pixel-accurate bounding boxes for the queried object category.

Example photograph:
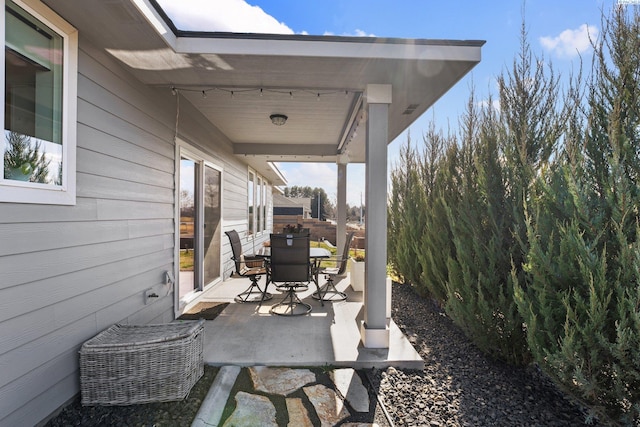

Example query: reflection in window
[256,176,263,233]
[262,180,267,232]
[248,171,255,236]
[4,1,63,185]
[247,170,270,236]
[179,158,197,297]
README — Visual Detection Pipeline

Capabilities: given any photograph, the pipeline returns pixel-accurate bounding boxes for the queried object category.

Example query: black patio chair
[225,230,272,303]
[267,232,313,315]
[312,232,355,302]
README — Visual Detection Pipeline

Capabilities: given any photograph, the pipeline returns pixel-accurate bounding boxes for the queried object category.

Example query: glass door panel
[203,165,221,285]
[179,157,198,299]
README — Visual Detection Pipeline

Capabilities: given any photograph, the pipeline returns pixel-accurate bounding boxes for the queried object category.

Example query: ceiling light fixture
[270,114,288,126]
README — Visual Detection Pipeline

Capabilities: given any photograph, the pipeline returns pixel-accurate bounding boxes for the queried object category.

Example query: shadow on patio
[192,273,424,369]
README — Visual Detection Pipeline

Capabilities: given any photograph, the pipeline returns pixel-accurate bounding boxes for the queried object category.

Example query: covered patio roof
[46,0,484,184]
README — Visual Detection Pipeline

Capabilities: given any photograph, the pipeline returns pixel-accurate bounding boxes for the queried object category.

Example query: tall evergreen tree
[388,135,425,290]
[516,8,640,424]
[444,87,531,364]
[283,185,331,220]
[415,124,458,302]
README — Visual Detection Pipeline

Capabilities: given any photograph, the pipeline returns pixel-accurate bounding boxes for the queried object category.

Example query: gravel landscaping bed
[370,282,599,427]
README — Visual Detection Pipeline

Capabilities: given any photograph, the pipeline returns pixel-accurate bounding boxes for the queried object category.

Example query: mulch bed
[44,366,219,427]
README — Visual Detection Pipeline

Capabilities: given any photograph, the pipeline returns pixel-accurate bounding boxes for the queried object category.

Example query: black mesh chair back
[269,233,311,283]
[336,231,355,274]
[312,231,355,302]
[224,230,271,303]
[268,232,313,315]
[226,230,244,275]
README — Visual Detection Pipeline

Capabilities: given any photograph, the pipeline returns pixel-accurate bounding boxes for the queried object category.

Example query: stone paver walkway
[192,366,379,427]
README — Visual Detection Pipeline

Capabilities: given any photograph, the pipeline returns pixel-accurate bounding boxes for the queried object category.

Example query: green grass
[180,249,194,270]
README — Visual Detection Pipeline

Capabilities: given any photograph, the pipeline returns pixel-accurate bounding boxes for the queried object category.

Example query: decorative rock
[249,367,316,396]
[222,391,277,427]
[330,368,370,413]
[286,397,313,427]
[303,384,350,427]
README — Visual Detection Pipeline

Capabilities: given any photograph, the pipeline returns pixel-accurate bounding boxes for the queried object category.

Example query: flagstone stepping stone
[222,391,277,427]
[249,367,316,396]
[330,368,370,413]
[286,397,313,427]
[303,384,350,427]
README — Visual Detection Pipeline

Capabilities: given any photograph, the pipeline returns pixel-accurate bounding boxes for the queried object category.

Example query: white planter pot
[350,259,365,292]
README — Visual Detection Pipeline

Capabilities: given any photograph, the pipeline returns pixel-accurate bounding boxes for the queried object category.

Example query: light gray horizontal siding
[0,27,261,426]
[0,250,173,324]
[0,219,172,256]
[0,235,174,289]
[1,38,177,427]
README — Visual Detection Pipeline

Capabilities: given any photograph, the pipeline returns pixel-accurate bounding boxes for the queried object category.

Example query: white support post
[361,84,391,348]
[336,158,348,259]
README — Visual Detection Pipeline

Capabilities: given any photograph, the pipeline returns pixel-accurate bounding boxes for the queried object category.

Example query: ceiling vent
[402,104,420,115]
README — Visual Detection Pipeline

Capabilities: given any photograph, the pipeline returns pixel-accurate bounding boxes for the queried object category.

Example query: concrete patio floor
[191,273,424,370]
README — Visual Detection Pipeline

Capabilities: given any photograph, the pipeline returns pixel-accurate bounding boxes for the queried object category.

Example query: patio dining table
[256,246,331,259]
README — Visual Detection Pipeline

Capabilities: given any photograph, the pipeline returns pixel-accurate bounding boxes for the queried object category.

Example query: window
[248,170,255,236]
[261,178,267,232]
[1,0,77,204]
[247,168,269,237]
[256,176,263,233]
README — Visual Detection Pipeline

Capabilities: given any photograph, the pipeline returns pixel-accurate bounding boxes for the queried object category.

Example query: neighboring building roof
[273,194,311,215]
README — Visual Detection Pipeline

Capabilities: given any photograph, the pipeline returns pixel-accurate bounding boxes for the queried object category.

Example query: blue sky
[157,0,626,206]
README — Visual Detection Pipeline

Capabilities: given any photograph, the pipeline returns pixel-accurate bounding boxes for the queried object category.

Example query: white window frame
[247,169,255,237]
[0,0,78,205]
[247,167,269,239]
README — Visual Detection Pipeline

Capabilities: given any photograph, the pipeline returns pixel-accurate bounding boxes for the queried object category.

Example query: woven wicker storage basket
[79,320,204,406]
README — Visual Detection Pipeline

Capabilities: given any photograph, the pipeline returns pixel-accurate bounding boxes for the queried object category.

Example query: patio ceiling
[44,0,484,183]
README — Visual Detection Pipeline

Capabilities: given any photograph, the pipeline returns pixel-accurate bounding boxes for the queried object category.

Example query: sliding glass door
[178,147,222,304]
[203,164,221,285]
[179,157,198,299]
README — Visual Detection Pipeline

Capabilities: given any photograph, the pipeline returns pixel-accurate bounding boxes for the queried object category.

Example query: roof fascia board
[131,0,176,48]
[267,161,287,184]
[175,36,483,62]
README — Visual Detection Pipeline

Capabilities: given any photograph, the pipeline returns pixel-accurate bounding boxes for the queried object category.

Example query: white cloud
[280,162,337,193]
[539,24,598,58]
[323,29,376,37]
[352,29,376,37]
[476,99,501,112]
[156,0,294,34]
[156,1,374,38]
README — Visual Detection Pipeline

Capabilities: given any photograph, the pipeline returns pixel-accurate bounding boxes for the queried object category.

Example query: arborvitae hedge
[516,10,640,424]
[387,7,640,425]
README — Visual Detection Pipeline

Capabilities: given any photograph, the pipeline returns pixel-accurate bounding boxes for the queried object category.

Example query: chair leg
[312,269,324,307]
[269,285,312,316]
[235,276,273,303]
[312,275,347,302]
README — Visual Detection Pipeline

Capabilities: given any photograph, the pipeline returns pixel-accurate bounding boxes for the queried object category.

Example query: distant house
[273,193,311,219]
[0,1,482,425]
